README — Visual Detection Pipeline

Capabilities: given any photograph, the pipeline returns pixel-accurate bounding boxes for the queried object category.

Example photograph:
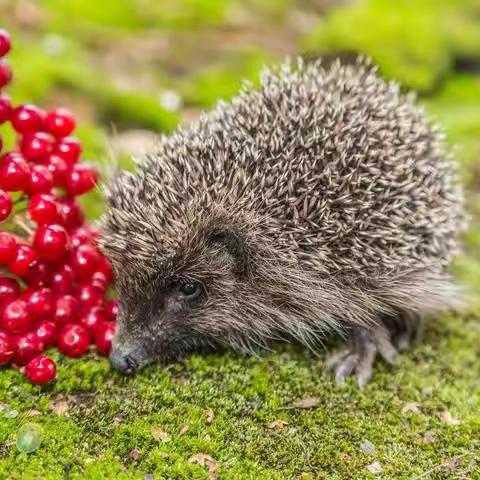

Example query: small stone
[127,448,141,461]
[0,403,6,412]
[366,461,382,474]
[16,423,44,454]
[5,409,18,419]
[440,410,461,426]
[422,432,434,445]
[158,90,182,112]
[402,402,421,414]
[360,440,376,455]
[144,475,154,480]
[179,424,190,435]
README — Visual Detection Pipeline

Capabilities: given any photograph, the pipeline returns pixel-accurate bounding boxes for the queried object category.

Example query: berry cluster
[0,29,117,385]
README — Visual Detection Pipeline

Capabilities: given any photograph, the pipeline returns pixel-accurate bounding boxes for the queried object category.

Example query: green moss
[302,0,480,91]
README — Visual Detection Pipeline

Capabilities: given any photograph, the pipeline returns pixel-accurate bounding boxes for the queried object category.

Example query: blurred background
[1,0,479,285]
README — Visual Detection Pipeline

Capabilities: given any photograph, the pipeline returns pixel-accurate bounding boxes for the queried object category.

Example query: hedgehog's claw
[326,326,399,388]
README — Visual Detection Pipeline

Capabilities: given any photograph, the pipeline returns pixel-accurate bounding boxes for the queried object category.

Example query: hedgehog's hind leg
[326,319,413,388]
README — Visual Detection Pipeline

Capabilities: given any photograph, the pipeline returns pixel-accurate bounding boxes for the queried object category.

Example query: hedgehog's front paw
[326,326,398,388]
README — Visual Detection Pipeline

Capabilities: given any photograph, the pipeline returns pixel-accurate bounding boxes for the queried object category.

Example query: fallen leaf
[188,453,218,474]
[360,440,376,454]
[402,402,421,414]
[440,411,461,426]
[179,424,190,435]
[52,400,69,415]
[268,419,289,430]
[127,448,141,461]
[288,396,320,409]
[151,426,169,442]
[366,461,382,474]
[205,408,214,424]
[422,432,434,445]
[25,409,41,417]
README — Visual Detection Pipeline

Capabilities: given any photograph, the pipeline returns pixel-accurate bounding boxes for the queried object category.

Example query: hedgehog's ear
[208,228,248,277]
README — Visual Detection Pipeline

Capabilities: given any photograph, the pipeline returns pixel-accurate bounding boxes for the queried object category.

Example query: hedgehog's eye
[177,280,202,301]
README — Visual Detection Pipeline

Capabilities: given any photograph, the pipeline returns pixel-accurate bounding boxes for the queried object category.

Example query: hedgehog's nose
[109,349,135,375]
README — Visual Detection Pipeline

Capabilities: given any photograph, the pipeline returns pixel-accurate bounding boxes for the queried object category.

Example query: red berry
[51,264,74,294]
[8,245,38,277]
[11,104,45,134]
[13,332,43,365]
[0,231,16,263]
[25,287,54,319]
[95,321,116,356]
[1,298,31,334]
[59,197,84,230]
[80,306,106,334]
[27,164,54,195]
[57,324,90,357]
[91,271,108,293]
[0,277,20,307]
[70,226,94,249]
[70,244,99,280]
[21,132,53,161]
[96,255,113,283]
[28,193,60,224]
[25,355,56,384]
[53,136,81,164]
[0,29,11,57]
[33,224,69,261]
[34,321,57,348]
[46,108,76,138]
[0,331,14,365]
[76,284,103,310]
[65,163,98,196]
[46,154,68,187]
[26,259,52,288]
[105,299,119,322]
[0,60,12,88]
[0,190,12,221]
[0,93,12,124]
[53,294,79,324]
[0,153,30,191]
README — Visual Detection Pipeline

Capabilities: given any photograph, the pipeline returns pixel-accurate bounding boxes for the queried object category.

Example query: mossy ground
[0,1,479,478]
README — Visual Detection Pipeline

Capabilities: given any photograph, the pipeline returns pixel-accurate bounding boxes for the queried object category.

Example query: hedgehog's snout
[109,348,136,374]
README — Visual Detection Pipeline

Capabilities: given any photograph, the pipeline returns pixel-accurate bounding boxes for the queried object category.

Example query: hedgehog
[99,58,465,387]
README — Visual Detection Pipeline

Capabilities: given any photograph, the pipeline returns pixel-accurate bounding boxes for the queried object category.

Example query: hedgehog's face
[108,228,251,374]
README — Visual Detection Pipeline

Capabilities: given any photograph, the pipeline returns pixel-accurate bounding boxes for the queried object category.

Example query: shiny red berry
[0,330,14,365]
[25,355,56,384]
[70,244,99,280]
[1,298,31,334]
[76,284,103,310]
[8,245,38,277]
[28,193,60,224]
[53,294,79,324]
[96,255,113,283]
[33,224,69,261]
[95,321,116,356]
[80,306,106,334]
[0,60,12,88]
[69,226,94,249]
[25,287,54,319]
[65,163,98,196]
[91,271,108,293]
[11,104,45,134]
[13,332,43,365]
[0,231,16,263]
[46,154,68,187]
[26,260,52,288]
[59,197,84,230]
[53,136,81,164]
[46,108,76,138]
[0,93,11,124]
[105,299,119,322]
[27,164,54,195]
[0,277,20,307]
[34,320,57,348]
[21,132,53,161]
[0,153,30,191]
[57,323,90,357]
[0,29,11,57]
[51,264,74,294]
[0,190,12,221]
